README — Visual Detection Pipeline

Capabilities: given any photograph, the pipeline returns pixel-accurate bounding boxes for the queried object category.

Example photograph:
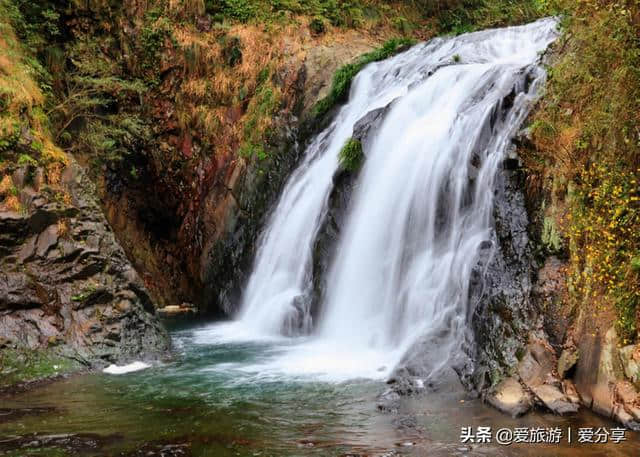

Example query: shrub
[309,17,326,36]
[221,36,243,67]
[17,153,38,167]
[139,14,173,72]
[338,138,363,171]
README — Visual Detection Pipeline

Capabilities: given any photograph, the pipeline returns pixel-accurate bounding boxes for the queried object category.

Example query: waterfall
[207,19,558,381]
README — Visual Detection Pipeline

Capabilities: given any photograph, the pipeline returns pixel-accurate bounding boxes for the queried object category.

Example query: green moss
[17,153,38,167]
[338,138,363,172]
[240,81,280,160]
[542,215,563,254]
[314,38,416,117]
[0,348,80,388]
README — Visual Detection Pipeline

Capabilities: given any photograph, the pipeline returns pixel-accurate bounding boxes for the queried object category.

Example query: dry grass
[169,0,205,19]
[2,194,20,212]
[165,10,410,162]
[0,32,44,114]
[57,218,70,238]
[0,174,12,195]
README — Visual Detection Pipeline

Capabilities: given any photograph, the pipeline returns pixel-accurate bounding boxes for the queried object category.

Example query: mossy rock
[0,348,81,389]
[338,138,363,172]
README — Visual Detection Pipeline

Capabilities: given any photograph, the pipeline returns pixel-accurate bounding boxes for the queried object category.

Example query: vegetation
[4,0,636,358]
[240,81,282,160]
[314,38,416,117]
[431,0,549,34]
[0,0,67,213]
[204,0,419,28]
[1,0,553,173]
[526,0,640,343]
[339,138,363,171]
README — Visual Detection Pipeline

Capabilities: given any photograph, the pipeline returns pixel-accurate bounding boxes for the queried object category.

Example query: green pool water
[0,320,637,457]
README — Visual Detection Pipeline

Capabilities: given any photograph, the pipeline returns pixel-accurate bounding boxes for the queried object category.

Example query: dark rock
[201,66,308,316]
[352,104,393,152]
[310,102,394,321]
[0,272,43,310]
[377,388,402,413]
[466,160,536,392]
[36,224,59,257]
[0,159,169,370]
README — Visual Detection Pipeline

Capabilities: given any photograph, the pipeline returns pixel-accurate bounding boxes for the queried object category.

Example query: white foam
[192,322,404,383]
[103,361,151,375]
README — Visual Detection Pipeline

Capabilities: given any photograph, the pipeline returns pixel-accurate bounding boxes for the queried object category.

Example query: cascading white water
[237,51,417,336]
[199,19,558,382]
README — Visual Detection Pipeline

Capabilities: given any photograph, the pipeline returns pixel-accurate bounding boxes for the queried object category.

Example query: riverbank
[1,319,637,457]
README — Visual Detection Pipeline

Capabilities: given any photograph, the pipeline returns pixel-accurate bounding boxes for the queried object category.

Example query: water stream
[0,320,636,456]
[206,19,558,381]
[2,19,637,457]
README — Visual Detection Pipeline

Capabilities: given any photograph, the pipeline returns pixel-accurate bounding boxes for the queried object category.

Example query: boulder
[517,337,579,415]
[571,327,640,429]
[558,347,579,379]
[487,377,533,417]
[620,345,640,384]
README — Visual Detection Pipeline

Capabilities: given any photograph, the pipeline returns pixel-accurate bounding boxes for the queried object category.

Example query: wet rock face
[377,158,543,412]
[310,163,357,321]
[310,104,391,321]
[0,160,169,367]
[201,110,305,316]
[533,256,570,349]
[466,159,537,392]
